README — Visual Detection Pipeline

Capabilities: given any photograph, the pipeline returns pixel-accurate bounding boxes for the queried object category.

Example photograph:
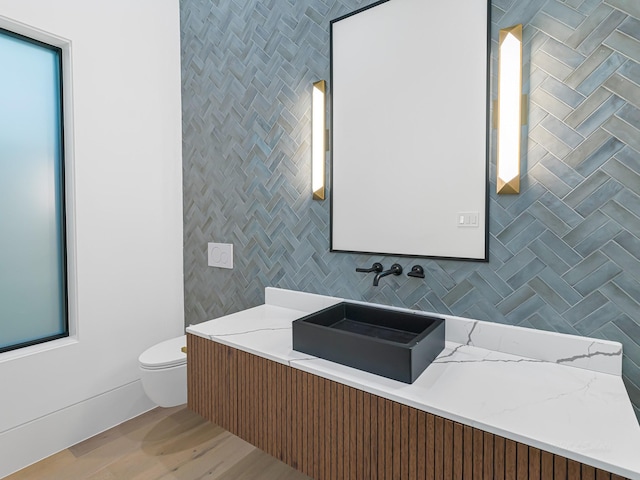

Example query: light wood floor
[7,406,311,480]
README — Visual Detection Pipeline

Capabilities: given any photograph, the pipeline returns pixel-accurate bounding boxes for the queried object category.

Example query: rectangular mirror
[330,0,490,260]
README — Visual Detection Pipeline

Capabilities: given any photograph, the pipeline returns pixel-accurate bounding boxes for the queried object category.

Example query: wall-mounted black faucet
[373,263,402,286]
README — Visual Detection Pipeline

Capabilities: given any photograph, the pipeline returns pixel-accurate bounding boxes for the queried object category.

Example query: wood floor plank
[5,450,76,480]
[68,406,185,458]
[7,407,310,480]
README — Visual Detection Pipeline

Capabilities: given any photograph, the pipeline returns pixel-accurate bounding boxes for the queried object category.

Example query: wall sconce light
[496,24,523,194]
[312,80,326,200]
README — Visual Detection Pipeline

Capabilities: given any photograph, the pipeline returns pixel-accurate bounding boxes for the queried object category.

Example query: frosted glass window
[0,28,68,353]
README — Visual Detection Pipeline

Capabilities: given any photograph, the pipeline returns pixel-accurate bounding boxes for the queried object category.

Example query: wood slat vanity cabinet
[187,334,629,480]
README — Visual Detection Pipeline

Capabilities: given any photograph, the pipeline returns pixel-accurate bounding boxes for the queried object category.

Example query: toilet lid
[139,335,187,369]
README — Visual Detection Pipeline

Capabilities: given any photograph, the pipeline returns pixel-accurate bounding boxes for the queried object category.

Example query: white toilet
[138,335,187,407]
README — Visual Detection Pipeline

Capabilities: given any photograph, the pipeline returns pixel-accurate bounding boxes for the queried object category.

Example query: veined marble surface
[186,288,640,479]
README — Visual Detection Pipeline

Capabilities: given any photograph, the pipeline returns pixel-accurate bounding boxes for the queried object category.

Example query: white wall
[0,1,184,477]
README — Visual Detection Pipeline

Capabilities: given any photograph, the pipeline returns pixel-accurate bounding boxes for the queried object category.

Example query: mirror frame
[329,0,491,262]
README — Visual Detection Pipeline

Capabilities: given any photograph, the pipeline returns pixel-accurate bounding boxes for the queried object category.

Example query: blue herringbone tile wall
[181,0,640,420]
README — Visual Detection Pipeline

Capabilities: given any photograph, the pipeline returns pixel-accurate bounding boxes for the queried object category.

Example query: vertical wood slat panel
[484,432,494,480]
[222,343,228,430]
[330,380,338,480]
[187,338,630,480]
[244,351,251,443]
[393,402,402,479]
[582,465,596,480]
[261,357,267,455]
[297,369,305,475]
[342,384,349,480]
[231,346,238,435]
[529,447,541,480]
[401,405,411,480]
[434,415,444,479]
[307,372,314,478]
[453,422,463,480]
[313,373,320,479]
[268,358,275,458]
[408,407,418,480]
[542,451,555,480]
[568,459,582,480]
[371,394,379,480]
[426,413,435,480]
[299,369,307,476]
[236,350,243,441]
[252,352,259,448]
[518,443,529,480]
[444,419,454,480]
[417,411,427,480]
[211,339,218,425]
[357,390,365,480]
[506,439,517,480]
[325,378,332,480]
[364,392,372,480]
[385,399,393,480]
[462,424,473,480]
[555,455,568,480]
[351,388,358,480]
[285,363,291,465]
[378,394,386,480]
[336,379,342,480]
[271,362,278,460]
[473,427,484,480]
[494,435,506,480]
[279,362,286,461]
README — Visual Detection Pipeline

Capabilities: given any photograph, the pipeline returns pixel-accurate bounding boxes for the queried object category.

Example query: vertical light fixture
[312,80,326,200]
[497,24,523,194]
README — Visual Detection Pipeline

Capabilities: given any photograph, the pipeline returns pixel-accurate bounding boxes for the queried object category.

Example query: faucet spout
[373,263,403,286]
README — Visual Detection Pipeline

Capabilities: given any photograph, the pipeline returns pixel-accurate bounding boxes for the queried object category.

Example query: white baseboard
[0,380,155,479]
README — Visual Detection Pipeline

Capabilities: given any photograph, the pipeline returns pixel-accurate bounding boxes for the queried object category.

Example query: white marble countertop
[187,288,640,479]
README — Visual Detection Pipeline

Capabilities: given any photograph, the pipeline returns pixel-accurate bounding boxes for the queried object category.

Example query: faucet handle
[389,263,403,275]
[407,265,425,278]
[356,262,384,273]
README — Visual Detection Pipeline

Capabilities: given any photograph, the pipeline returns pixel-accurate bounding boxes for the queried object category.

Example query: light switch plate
[208,242,233,269]
[457,212,479,228]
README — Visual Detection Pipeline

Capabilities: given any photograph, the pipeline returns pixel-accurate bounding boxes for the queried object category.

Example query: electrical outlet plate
[208,242,233,269]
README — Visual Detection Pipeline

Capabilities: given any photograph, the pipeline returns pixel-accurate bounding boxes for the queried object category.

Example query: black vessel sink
[292,302,445,383]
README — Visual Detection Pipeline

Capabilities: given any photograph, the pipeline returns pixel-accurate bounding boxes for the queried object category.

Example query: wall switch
[457,212,480,228]
[208,242,233,269]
